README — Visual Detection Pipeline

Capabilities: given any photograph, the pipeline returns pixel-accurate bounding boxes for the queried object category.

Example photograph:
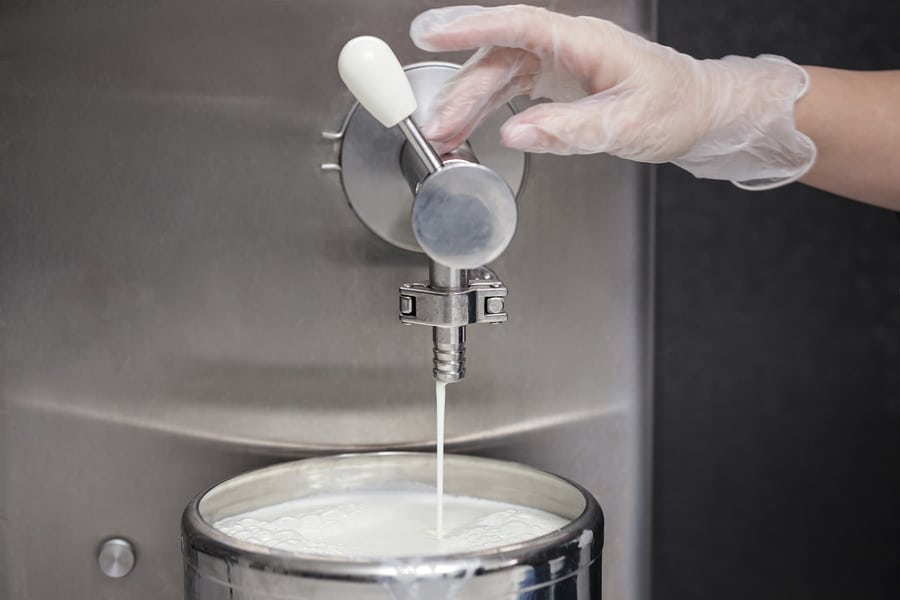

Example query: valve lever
[338,36,442,174]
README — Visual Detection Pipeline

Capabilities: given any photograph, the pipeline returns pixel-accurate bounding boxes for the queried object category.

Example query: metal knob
[412,163,517,270]
[97,537,136,578]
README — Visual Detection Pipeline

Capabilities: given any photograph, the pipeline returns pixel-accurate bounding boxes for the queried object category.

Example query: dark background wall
[654,1,900,598]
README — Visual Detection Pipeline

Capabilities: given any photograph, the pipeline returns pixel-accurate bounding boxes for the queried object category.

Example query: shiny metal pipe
[429,261,467,291]
[429,262,468,383]
[397,117,443,175]
[400,140,479,195]
[182,452,604,600]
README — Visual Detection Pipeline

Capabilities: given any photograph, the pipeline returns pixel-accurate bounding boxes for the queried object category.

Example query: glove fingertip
[408,29,442,53]
[500,122,544,152]
[409,6,484,51]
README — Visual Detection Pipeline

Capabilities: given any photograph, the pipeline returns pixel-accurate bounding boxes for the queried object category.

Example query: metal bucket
[182,452,603,599]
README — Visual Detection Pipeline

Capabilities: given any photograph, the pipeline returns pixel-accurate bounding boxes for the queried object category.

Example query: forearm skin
[797,67,900,210]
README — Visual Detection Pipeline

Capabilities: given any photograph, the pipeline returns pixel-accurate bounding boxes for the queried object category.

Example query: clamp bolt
[485,297,505,315]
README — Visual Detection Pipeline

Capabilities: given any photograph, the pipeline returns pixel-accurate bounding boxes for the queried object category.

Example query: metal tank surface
[182,453,603,599]
[0,1,654,600]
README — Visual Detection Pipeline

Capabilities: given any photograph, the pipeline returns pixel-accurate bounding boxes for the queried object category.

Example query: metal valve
[338,36,518,383]
[399,273,508,328]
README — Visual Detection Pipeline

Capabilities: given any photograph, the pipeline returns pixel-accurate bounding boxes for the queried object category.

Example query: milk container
[183,453,604,599]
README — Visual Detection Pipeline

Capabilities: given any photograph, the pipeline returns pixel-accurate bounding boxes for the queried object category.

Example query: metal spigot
[339,36,517,384]
[396,137,514,384]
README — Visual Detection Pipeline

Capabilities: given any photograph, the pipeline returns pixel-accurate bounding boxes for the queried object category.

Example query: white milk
[435,380,446,538]
[214,489,568,557]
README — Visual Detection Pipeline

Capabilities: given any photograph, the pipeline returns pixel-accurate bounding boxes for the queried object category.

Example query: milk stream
[215,489,568,557]
[435,381,446,539]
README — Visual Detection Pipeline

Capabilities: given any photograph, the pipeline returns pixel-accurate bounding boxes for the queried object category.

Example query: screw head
[485,297,505,315]
[98,538,135,579]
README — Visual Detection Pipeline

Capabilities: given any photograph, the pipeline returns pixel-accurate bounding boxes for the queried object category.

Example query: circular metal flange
[339,62,527,253]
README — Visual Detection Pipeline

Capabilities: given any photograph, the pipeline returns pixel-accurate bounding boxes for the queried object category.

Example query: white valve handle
[338,36,417,128]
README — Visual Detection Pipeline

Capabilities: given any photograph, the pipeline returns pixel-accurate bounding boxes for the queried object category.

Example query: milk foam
[214,489,568,557]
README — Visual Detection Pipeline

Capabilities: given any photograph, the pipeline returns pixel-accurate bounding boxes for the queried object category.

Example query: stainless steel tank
[0,1,654,599]
[182,453,603,599]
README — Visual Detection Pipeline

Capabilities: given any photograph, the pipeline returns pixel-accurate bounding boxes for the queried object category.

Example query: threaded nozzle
[433,326,465,383]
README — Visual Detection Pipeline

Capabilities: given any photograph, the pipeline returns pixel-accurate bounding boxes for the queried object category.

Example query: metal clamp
[399,279,507,327]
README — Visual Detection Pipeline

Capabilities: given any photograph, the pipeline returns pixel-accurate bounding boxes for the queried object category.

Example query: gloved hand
[410,5,816,189]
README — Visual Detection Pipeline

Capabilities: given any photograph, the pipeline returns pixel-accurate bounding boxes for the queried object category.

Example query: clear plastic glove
[410,5,816,189]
